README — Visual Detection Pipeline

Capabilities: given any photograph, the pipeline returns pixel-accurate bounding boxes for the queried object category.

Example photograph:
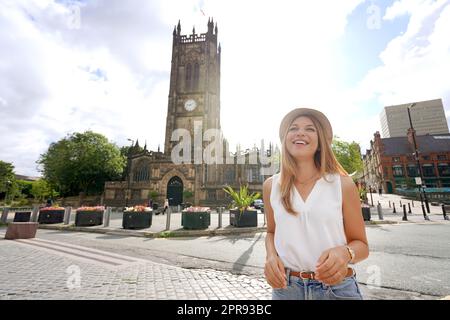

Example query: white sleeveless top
[270,172,347,272]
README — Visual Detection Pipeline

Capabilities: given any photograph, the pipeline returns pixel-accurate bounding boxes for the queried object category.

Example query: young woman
[263,108,369,300]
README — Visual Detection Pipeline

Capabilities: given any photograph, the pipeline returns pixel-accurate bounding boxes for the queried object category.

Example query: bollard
[408,203,412,214]
[402,205,408,221]
[177,205,181,213]
[442,204,449,221]
[64,207,72,225]
[412,200,414,207]
[165,206,171,230]
[31,205,39,222]
[218,207,223,228]
[377,203,383,220]
[1,207,9,224]
[422,204,430,221]
[103,207,111,227]
[393,202,396,213]
[389,201,391,208]
[400,200,402,207]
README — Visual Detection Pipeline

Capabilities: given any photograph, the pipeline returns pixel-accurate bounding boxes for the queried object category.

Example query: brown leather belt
[289,267,354,280]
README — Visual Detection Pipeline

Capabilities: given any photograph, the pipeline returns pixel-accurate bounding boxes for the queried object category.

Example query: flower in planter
[124,205,152,213]
[184,206,211,212]
[76,206,105,212]
[40,206,65,211]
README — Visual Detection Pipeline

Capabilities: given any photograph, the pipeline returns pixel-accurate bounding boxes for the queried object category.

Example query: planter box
[230,209,257,227]
[122,211,153,229]
[5,222,38,239]
[75,211,104,227]
[181,211,211,230]
[361,207,371,221]
[38,210,65,224]
[13,211,31,222]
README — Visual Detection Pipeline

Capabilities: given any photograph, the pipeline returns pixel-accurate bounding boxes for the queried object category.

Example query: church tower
[164,19,221,156]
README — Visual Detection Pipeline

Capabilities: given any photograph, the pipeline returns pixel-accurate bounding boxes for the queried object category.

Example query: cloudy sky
[1,0,450,177]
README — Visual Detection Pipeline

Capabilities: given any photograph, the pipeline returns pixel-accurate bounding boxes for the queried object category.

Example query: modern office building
[380,99,449,138]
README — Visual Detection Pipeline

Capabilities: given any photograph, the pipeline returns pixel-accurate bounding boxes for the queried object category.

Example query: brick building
[363,131,450,193]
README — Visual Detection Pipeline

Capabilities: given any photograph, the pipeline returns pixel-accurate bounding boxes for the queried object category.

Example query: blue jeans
[272,269,363,300]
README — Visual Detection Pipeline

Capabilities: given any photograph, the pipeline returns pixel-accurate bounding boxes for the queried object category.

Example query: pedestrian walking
[378,187,382,196]
[163,198,169,215]
[263,108,369,300]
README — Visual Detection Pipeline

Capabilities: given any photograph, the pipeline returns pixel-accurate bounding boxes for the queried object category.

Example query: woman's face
[285,116,319,160]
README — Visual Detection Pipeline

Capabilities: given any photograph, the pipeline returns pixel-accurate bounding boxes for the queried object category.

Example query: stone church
[104,19,273,207]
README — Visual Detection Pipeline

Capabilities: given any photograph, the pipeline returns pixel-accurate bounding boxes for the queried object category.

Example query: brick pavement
[0,236,272,300]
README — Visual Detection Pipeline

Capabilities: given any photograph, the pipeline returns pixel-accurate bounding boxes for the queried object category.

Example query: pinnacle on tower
[177,20,181,35]
[215,22,218,35]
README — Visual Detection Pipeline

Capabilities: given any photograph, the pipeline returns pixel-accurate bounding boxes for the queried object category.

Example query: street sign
[415,177,422,185]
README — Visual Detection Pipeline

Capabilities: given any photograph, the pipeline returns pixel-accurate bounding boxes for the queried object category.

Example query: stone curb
[36,224,268,238]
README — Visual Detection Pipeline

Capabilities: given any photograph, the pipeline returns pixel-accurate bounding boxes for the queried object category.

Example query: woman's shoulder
[263,173,280,191]
[339,174,357,191]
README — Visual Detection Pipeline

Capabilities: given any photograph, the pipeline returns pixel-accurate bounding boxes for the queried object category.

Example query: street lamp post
[407,103,430,214]
[125,138,134,207]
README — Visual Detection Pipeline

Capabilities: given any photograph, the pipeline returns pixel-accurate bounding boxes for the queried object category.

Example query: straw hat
[279,108,333,144]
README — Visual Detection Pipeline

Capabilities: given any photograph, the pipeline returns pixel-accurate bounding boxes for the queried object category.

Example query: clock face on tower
[184,99,197,112]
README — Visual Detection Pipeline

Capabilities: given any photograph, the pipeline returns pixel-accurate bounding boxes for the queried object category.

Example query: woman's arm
[263,177,287,289]
[315,175,369,285]
[341,175,370,263]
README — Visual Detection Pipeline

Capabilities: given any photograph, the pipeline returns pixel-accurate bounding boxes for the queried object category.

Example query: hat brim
[279,108,333,144]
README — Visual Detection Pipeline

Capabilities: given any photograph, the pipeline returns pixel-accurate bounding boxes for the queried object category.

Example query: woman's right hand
[264,255,287,289]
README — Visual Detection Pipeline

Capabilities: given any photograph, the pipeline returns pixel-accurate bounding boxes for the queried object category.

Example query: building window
[438,163,450,177]
[185,64,192,91]
[437,155,447,161]
[193,63,200,91]
[422,155,430,161]
[392,157,400,163]
[392,165,404,177]
[407,165,418,177]
[133,165,150,182]
[224,169,235,184]
[422,164,435,177]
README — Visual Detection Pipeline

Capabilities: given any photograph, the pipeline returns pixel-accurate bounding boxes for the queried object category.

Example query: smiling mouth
[293,140,308,146]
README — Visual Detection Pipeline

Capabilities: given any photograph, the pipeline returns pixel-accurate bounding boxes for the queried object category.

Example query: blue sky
[1,0,449,176]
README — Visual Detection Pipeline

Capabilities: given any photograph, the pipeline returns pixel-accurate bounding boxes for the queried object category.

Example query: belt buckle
[299,271,315,280]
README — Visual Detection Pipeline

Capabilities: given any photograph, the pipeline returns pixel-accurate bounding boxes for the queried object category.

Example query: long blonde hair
[280,115,347,215]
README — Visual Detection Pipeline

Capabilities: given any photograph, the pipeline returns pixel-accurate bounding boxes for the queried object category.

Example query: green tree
[31,179,59,201]
[37,131,125,196]
[332,137,363,175]
[0,161,16,204]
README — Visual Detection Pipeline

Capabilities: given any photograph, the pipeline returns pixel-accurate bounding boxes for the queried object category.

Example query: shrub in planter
[122,205,153,229]
[38,207,65,224]
[229,209,258,227]
[75,206,105,227]
[223,185,260,228]
[181,207,211,230]
[13,211,31,222]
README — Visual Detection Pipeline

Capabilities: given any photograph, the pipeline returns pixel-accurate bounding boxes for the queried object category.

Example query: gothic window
[133,163,150,182]
[185,64,192,91]
[224,169,235,184]
[193,63,200,91]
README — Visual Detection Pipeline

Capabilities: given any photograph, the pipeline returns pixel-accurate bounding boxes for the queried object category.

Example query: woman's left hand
[314,246,350,285]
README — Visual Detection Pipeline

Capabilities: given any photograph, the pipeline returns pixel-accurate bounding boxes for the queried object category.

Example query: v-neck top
[270,172,347,272]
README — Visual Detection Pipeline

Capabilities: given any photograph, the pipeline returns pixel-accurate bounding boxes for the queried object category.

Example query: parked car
[252,199,264,209]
